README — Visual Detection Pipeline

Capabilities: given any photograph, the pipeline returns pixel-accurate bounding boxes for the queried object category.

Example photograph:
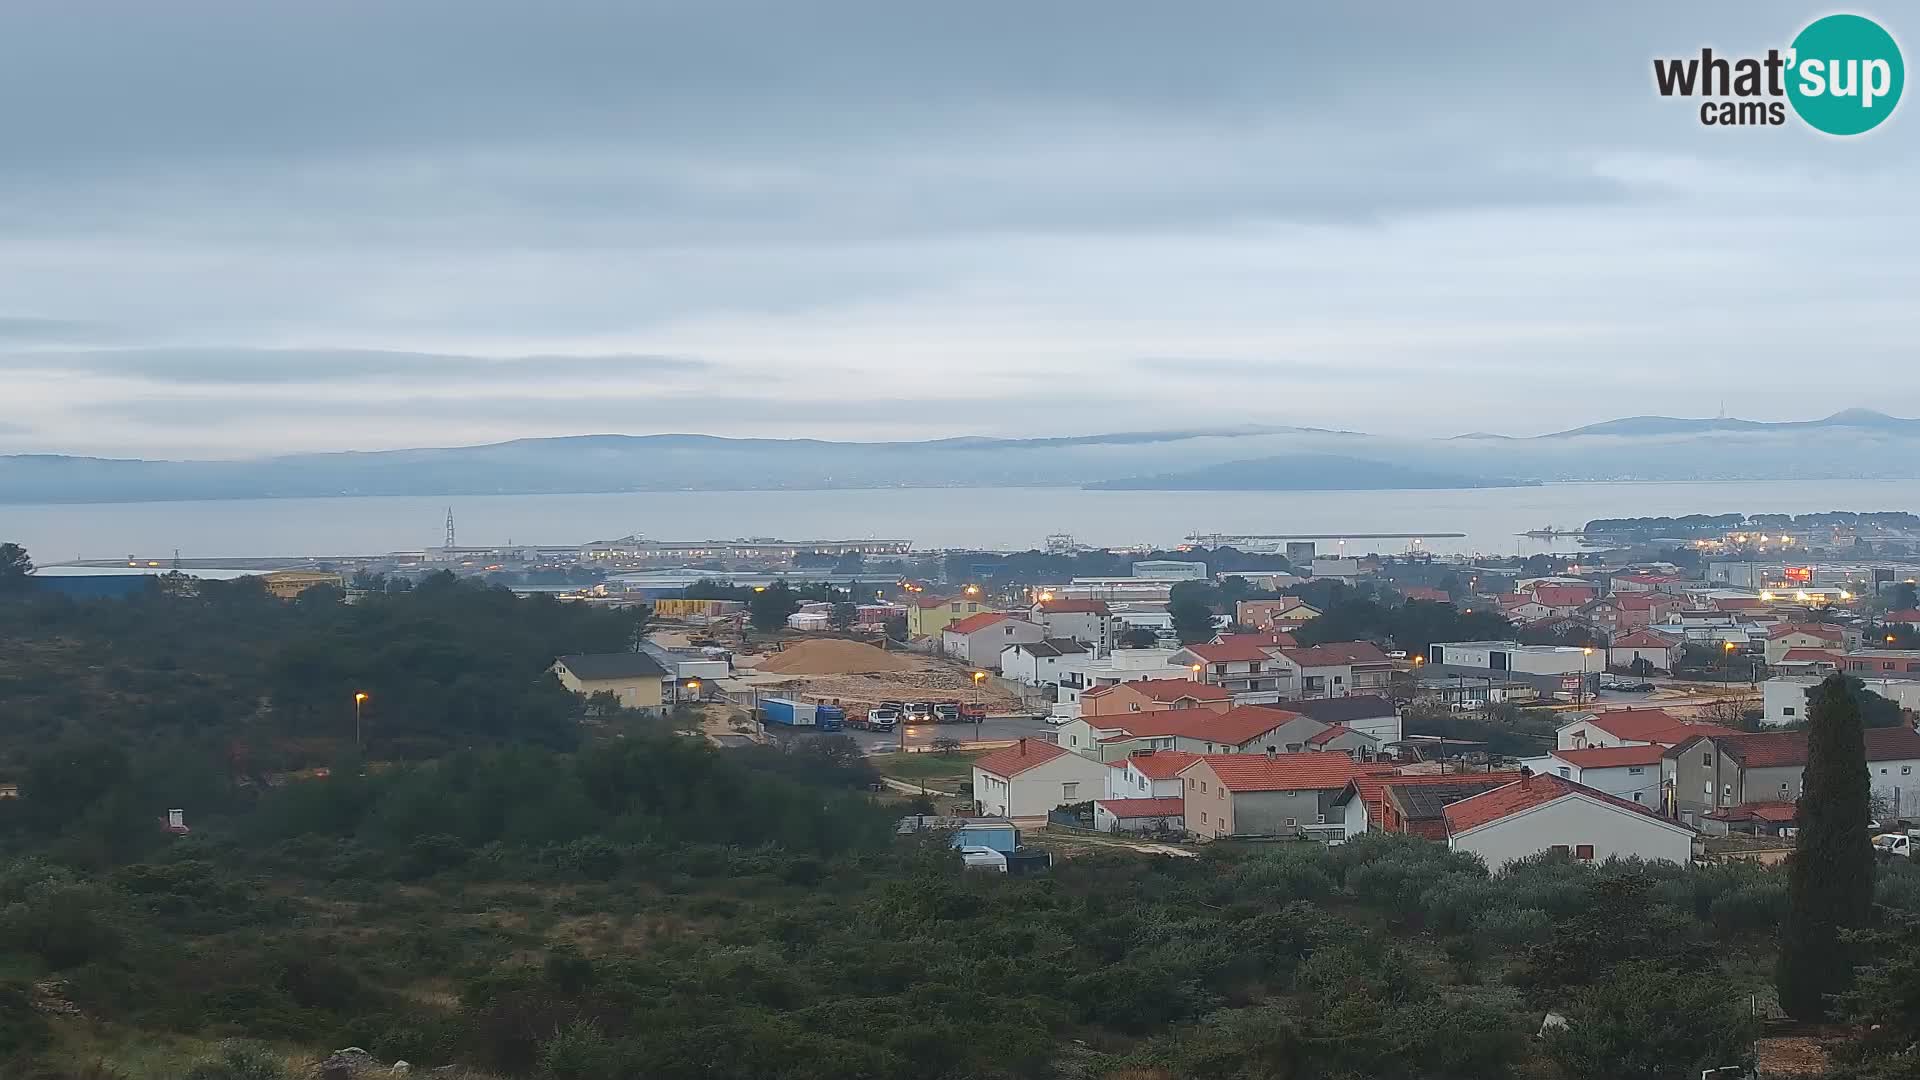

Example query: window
[1701,753,1713,766]
[1905,766,1913,776]
[1633,792,1643,803]
[1188,777,1195,789]
[1284,817,1297,827]
[1201,811,1208,823]
[1783,707,1796,716]
[1780,782,1790,793]
[1557,767,1571,778]
[1217,788,1224,801]
[1063,782,1078,800]
[1628,766,1644,775]
[1551,844,1570,855]
[1315,814,1326,824]
[1200,781,1208,792]
[1576,844,1594,861]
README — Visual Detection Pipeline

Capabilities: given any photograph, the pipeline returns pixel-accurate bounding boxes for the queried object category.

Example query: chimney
[1519,765,1533,790]
[1018,737,1027,756]
[1265,745,1278,762]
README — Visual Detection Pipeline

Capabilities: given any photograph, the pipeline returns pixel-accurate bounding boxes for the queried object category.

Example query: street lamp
[685,678,701,703]
[1581,648,1593,705]
[353,691,369,752]
[970,672,987,743]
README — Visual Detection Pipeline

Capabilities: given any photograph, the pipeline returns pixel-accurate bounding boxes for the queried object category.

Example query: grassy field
[876,748,984,788]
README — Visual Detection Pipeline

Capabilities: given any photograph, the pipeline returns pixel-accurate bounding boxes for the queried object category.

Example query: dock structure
[1186,531,1466,543]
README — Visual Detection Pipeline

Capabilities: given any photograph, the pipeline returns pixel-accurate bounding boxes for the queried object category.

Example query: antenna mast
[445,507,456,549]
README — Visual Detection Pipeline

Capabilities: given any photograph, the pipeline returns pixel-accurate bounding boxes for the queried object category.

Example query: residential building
[1497,594,1555,623]
[971,738,1114,818]
[1305,724,1380,759]
[1092,797,1186,834]
[1333,772,1524,840]
[1427,640,1600,698]
[1765,623,1850,665]
[1442,772,1695,870]
[551,652,670,713]
[906,593,990,638]
[1280,642,1393,698]
[1310,557,1360,581]
[1104,748,1203,800]
[1180,752,1377,839]
[1029,598,1120,653]
[1282,695,1404,743]
[1581,592,1677,635]
[1172,636,1298,701]
[1082,678,1232,717]
[1236,598,1323,631]
[1664,727,1920,822]
[998,638,1092,686]
[1607,630,1684,673]
[1556,708,1738,751]
[1398,586,1451,604]
[1058,651,1202,704]
[1842,649,1920,679]
[1763,674,1920,726]
[1611,573,1680,594]
[1525,583,1599,614]
[1057,706,1325,761]
[1519,745,1667,805]
[941,612,1045,667]
[1773,648,1844,677]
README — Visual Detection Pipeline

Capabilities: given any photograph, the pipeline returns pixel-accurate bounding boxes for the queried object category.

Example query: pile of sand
[753,638,917,675]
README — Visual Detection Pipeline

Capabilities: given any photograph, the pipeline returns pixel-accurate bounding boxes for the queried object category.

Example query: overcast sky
[1,1,1914,458]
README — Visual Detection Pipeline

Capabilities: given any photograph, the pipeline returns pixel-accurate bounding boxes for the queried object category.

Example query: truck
[866,705,899,732]
[1873,830,1919,859]
[758,697,844,732]
[933,702,961,724]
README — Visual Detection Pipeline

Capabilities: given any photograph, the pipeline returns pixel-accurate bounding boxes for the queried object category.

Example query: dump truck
[758,697,844,732]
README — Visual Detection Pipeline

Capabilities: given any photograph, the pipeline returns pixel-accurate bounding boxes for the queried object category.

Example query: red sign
[1784,566,1813,584]
[1560,675,1584,692]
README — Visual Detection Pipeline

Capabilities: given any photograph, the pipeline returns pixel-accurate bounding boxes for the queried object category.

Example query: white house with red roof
[1277,642,1394,698]
[1581,592,1677,634]
[1104,748,1203,800]
[1607,630,1684,673]
[1442,771,1695,870]
[1555,708,1740,751]
[1081,677,1232,718]
[941,612,1045,667]
[1057,706,1326,761]
[997,638,1092,686]
[1526,583,1599,615]
[1304,724,1380,760]
[1518,744,1668,805]
[970,737,1114,818]
[1764,622,1851,665]
[1170,636,1299,701]
[1611,572,1680,594]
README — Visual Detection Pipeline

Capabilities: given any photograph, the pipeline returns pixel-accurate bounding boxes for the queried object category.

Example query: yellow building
[906,593,990,639]
[552,653,670,714]
[260,570,346,600]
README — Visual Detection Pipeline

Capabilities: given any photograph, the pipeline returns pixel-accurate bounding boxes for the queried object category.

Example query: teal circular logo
[1787,14,1904,135]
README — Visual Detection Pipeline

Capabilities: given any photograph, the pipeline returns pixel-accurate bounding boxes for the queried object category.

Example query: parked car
[1450,699,1486,713]
[1044,713,1074,727]
[1873,831,1918,859]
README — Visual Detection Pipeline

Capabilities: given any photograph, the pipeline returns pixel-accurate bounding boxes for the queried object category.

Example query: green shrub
[181,1040,288,1080]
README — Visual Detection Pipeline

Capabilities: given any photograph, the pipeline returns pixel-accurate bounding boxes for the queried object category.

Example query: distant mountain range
[4,409,1920,503]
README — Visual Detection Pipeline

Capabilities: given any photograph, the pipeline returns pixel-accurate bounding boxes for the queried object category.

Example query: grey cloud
[0,317,118,344]
[0,348,713,384]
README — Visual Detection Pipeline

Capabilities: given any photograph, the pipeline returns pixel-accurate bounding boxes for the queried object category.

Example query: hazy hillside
[3,410,1919,502]
[1085,454,1522,491]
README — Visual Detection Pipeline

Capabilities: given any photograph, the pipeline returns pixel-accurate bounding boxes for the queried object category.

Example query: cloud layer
[1,1,1914,456]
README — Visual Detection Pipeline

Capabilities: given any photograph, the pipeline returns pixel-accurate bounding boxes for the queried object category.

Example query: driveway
[844,713,1059,754]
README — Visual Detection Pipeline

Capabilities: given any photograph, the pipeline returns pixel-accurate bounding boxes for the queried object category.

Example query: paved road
[843,713,1059,754]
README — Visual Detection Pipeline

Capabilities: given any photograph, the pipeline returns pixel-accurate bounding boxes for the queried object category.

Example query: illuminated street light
[353,691,370,752]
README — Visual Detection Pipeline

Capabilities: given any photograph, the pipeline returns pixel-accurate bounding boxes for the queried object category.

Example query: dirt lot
[736,638,1023,711]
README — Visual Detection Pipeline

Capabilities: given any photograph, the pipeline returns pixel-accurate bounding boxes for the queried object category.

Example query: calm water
[7,480,1920,563]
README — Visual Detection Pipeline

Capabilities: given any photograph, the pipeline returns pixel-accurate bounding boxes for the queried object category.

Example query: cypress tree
[1775,674,1875,1019]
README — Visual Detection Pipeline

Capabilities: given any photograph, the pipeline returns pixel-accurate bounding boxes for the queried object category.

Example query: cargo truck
[758,697,845,732]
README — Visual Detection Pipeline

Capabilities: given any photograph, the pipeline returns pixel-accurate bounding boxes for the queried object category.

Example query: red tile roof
[1614,594,1670,611]
[911,593,955,608]
[1095,706,1304,746]
[1034,598,1111,615]
[1442,772,1675,835]
[1768,622,1847,641]
[1400,586,1450,603]
[944,611,1010,635]
[1083,678,1230,703]
[1778,648,1844,665]
[1344,772,1524,830]
[972,738,1071,778]
[1580,709,1740,746]
[1184,752,1384,793]
[1706,801,1798,824]
[1531,585,1598,608]
[1550,744,1668,769]
[1611,630,1681,649]
[1307,724,1354,746]
[1181,637,1285,663]
[1615,573,1677,585]
[1094,796,1186,818]
[1883,609,1920,625]
[1713,596,1770,610]
[1665,728,1920,771]
[1121,749,1203,779]
[1281,641,1391,667]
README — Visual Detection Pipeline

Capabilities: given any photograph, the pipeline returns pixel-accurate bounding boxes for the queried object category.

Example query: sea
[6,479,1920,565]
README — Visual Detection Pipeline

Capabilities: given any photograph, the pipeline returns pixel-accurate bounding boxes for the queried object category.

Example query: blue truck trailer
[758,697,845,732]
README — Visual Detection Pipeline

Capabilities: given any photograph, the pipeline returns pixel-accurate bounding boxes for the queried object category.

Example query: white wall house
[998,638,1092,686]
[971,739,1114,818]
[1443,774,1695,871]
[1517,745,1667,806]
[942,613,1046,667]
